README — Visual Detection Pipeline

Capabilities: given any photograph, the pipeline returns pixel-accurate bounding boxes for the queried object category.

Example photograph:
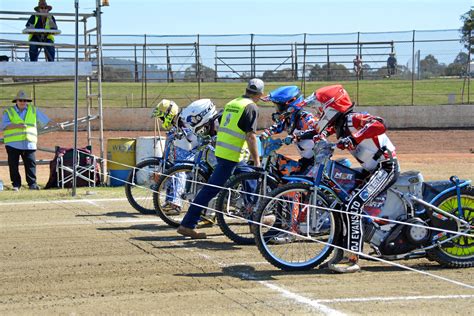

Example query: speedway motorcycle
[253,139,474,271]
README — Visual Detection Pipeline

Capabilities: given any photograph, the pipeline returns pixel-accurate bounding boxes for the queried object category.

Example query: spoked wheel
[153,164,209,227]
[254,183,341,271]
[427,186,474,268]
[125,158,164,215]
[215,172,278,245]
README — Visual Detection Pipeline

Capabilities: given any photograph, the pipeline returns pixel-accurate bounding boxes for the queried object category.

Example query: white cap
[246,78,264,94]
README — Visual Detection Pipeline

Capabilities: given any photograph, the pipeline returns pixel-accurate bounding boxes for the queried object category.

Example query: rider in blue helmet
[261,85,319,175]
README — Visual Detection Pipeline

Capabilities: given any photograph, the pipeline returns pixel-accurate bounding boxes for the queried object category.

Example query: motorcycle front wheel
[254,182,342,271]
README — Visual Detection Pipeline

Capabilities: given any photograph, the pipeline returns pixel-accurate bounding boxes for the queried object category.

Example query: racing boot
[328,251,360,274]
[162,202,182,216]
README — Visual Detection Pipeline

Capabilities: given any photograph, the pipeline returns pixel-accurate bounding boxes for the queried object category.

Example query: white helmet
[179,99,217,134]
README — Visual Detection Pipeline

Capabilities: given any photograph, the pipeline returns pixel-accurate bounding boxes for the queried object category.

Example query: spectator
[353,55,363,79]
[26,0,57,62]
[1,90,50,190]
[177,79,264,239]
[387,52,397,77]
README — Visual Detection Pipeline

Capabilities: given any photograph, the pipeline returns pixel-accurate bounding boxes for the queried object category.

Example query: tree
[444,52,469,77]
[419,54,446,78]
[460,9,474,53]
[103,66,133,82]
[262,68,295,81]
[184,63,216,82]
[309,63,350,81]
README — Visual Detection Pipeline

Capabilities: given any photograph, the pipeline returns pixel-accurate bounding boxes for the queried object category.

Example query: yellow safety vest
[29,15,55,42]
[3,105,38,144]
[215,97,253,162]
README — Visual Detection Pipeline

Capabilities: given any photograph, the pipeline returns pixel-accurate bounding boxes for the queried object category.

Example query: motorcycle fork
[452,176,464,219]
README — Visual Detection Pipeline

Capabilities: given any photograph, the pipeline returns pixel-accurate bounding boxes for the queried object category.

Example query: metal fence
[0,29,472,107]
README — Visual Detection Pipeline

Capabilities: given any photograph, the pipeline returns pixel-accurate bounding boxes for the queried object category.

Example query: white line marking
[0,197,131,206]
[261,281,347,316]
[169,240,345,315]
[315,294,474,303]
[3,218,165,228]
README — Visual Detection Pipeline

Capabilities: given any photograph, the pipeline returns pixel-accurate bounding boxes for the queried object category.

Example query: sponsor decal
[364,170,387,196]
[360,189,369,201]
[334,171,354,181]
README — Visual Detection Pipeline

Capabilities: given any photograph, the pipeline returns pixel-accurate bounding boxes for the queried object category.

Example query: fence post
[294,43,299,81]
[144,34,148,107]
[214,45,218,82]
[141,35,145,107]
[134,45,138,82]
[196,34,201,98]
[468,29,472,104]
[326,44,330,81]
[411,30,415,106]
[301,33,307,95]
[356,32,360,105]
[250,33,255,78]
[166,45,173,83]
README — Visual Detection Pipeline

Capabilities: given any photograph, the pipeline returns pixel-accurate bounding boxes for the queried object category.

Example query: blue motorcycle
[254,140,474,271]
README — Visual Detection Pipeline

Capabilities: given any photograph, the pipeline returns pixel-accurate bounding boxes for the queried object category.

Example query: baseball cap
[246,78,264,94]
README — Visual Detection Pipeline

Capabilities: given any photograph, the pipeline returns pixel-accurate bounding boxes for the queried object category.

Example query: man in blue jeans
[177,79,264,239]
[1,90,51,190]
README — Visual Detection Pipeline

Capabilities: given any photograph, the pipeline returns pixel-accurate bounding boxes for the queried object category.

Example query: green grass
[0,186,126,202]
[0,79,473,108]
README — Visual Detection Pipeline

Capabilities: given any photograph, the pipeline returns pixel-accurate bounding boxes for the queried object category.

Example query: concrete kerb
[39,105,474,130]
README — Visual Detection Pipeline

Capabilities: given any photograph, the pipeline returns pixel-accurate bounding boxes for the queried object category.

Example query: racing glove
[283,135,294,145]
[337,136,356,150]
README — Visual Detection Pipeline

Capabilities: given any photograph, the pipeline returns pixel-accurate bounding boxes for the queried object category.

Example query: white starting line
[0,197,131,206]
[315,294,474,303]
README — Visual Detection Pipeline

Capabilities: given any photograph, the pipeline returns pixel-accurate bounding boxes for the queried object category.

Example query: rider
[311,84,400,273]
[261,85,319,176]
[151,99,220,220]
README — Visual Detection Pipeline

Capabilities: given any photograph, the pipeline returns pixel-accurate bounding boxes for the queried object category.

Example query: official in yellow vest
[177,79,264,239]
[1,90,50,191]
[26,0,57,61]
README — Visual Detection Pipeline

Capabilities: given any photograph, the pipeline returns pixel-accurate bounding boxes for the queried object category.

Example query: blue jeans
[180,157,246,229]
[29,39,55,62]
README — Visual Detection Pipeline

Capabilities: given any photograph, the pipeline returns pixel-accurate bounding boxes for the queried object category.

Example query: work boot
[177,225,207,239]
[328,251,360,274]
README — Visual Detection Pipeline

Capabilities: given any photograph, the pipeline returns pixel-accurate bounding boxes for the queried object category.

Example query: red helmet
[314,85,353,133]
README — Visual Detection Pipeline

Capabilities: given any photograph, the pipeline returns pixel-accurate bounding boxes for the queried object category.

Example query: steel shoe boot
[328,252,360,273]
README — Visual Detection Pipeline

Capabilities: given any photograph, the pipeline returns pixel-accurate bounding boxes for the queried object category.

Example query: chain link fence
[0,29,472,107]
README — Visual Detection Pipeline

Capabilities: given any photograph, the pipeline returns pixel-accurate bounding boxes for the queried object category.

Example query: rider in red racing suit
[311,85,400,273]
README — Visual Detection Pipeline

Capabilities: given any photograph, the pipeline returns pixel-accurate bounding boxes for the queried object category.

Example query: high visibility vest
[3,105,38,144]
[215,97,253,162]
[29,15,55,42]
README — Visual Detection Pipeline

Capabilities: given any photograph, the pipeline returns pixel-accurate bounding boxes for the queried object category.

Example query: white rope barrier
[90,162,474,290]
[99,154,474,238]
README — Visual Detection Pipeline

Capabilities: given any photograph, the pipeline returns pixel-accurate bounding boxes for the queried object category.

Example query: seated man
[26,0,58,62]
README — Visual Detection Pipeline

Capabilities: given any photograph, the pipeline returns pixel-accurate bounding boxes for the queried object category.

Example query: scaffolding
[0,0,106,183]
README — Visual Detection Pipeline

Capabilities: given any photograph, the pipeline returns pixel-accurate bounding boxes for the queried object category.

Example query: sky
[0,0,472,35]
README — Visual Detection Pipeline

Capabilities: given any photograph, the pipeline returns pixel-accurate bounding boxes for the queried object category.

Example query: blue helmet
[268,86,304,115]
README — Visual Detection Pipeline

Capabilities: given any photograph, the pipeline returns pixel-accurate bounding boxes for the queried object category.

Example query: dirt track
[0,130,474,315]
